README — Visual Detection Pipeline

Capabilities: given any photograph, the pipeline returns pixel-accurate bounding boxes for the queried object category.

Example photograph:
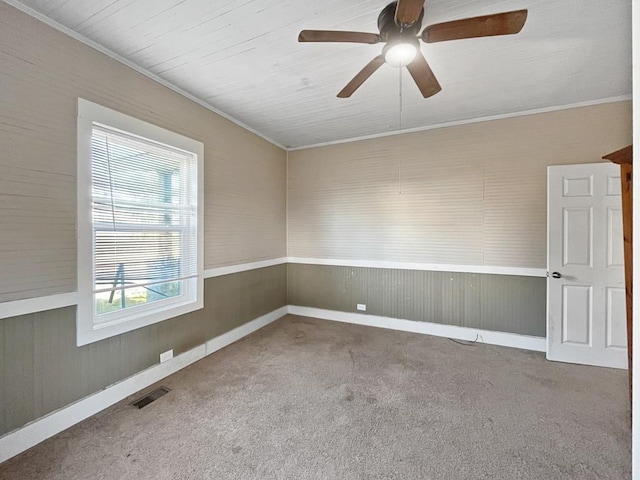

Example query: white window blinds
[90,124,198,321]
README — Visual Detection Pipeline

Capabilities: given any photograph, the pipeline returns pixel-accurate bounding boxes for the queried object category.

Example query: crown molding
[289,95,632,151]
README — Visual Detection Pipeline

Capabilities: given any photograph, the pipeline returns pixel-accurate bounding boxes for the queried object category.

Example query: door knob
[551,272,562,279]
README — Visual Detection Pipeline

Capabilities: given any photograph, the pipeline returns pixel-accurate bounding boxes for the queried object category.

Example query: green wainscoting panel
[0,265,286,436]
[287,264,546,337]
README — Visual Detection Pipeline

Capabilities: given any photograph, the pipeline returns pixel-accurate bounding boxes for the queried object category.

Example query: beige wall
[0,3,286,303]
[288,101,632,269]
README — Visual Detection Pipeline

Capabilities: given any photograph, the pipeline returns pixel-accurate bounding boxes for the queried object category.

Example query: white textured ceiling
[12,0,632,148]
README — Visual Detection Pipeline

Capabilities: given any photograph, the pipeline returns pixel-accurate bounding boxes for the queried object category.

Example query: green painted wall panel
[479,274,547,334]
[0,265,286,437]
[288,264,546,337]
[1,262,543,438]
[2,315,35,434]
[0,320,5,435]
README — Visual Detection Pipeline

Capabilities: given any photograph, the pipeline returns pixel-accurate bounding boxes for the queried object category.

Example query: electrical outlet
[160,349,173,363]
[357,304,367,311]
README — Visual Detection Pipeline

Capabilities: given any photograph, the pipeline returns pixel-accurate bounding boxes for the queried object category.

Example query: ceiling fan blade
[298,30,381,44]
[337,55,386,98]
[395,0,425,27]
[406,52,441,98]
[421,10,528,43]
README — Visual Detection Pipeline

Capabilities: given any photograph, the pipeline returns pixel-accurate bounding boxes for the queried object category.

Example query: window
[77,99,203,346]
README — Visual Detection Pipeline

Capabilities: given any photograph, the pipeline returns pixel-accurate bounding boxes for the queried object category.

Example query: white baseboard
[287,306,546,353]
[0,306,288,464]
[205,306,287,354]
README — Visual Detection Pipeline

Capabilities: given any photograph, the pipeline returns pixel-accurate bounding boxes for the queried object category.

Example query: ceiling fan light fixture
[298,1,528,98]
[384,41,418,67]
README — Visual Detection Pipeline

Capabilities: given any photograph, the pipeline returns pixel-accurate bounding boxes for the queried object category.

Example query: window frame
[77,99,204,346]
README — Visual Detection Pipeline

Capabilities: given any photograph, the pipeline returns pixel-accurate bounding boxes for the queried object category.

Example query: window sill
[76,296,203,346]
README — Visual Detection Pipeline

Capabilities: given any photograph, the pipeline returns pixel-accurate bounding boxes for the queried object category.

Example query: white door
[547,163,626,369]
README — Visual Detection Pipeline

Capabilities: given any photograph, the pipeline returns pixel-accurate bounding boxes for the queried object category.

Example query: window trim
[76,99,204,346]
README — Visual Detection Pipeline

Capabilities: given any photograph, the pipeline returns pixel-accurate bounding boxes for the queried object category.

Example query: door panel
[605,287,626,349]
[547,163,626,369]
[607,174,621,196]
[561,285,591,345]
[563,175,593,197]
[562,207,592,266]
[607,207,624,267]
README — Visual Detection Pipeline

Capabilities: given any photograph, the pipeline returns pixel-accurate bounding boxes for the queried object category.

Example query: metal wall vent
[132,386,171,409]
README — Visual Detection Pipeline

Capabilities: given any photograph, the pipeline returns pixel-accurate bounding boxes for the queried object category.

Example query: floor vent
[132,386,171,409]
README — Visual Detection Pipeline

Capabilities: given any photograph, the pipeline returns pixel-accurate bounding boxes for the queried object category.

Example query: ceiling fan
[298,0,528,98]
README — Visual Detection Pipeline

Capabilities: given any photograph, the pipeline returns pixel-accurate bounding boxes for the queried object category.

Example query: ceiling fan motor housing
[378,1,424,41]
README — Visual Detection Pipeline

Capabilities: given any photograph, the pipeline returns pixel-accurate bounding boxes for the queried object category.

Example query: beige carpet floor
[0,315,631,479]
